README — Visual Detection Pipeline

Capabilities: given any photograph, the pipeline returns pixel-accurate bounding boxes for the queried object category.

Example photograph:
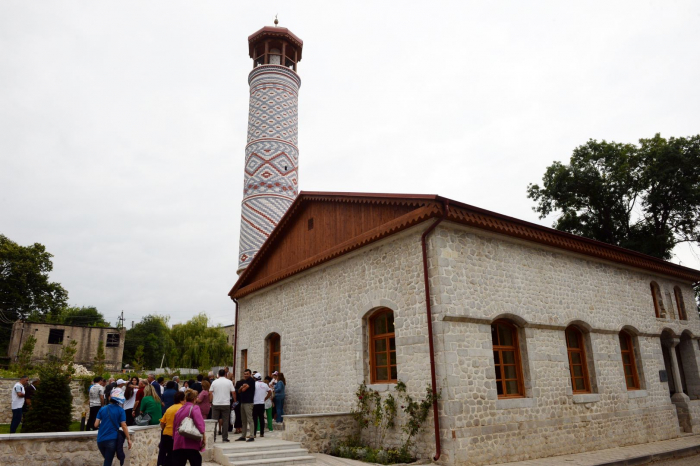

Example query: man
[23,378,39,414]
[236,369,256,442]
[87,376,106,431]
[147,373,162,398]
[210,369,236,442]
[172,376,180,390]
[191,374,203,393]
[252,373,272,437]
[10,375,27,433]
[157,376,165,392]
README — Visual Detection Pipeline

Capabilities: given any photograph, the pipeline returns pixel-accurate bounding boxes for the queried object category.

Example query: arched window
[650,282,664,318]
[619,330,640,390]
[369,309,396,383]
[674,287,687,321]
[268,333,281,374]
[566,326,591,393]
[491,320,524,398]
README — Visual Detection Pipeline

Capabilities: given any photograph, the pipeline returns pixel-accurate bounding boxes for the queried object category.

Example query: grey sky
[1,1,699,327]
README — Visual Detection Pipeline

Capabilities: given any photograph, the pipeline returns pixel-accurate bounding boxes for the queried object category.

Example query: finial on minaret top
[274,14,278,26]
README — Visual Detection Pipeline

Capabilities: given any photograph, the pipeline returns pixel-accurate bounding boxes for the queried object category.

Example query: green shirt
[140,396,162,425]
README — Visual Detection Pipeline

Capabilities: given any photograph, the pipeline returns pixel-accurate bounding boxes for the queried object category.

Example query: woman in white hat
[94,387,132,466]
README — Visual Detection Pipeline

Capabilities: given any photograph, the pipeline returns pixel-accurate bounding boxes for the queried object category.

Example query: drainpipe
[420,199,449,461]
[232,299,239,378]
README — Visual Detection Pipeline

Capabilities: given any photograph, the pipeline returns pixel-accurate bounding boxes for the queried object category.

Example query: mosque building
[231,23,700,466]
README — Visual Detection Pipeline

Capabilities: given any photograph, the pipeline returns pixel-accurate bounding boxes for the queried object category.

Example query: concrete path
[206,433,700,466]
[495,434,700,466]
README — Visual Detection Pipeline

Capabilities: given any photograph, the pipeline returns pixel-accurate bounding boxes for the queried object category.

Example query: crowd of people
[79,367,287,466]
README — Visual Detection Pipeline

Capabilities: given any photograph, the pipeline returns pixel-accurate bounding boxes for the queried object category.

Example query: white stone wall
[236,221,700,465]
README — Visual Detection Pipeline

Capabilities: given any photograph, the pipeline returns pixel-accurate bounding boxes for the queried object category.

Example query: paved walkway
[205,433,700,466]
[495,434,700,466]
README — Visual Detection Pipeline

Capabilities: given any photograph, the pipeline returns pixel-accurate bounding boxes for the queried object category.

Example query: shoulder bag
[178,405,203,441]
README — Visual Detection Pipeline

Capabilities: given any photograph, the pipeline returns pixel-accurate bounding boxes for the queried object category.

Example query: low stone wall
[0,377,89,424]
[283,412,358,453]
[0,424,160,466]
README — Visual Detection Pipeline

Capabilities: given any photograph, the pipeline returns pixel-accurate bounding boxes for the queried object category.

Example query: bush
[22,361,73,432]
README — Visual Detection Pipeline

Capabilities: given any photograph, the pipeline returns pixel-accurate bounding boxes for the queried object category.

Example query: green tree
[94,339,106,376]
[22,340,76,433]
[133,345,145,372]
[123,315,173,370]
[27,305,109,327]
[528,134,700,259]
[17,334,37,375]
[169,313,230,369]
[0,235,68,353]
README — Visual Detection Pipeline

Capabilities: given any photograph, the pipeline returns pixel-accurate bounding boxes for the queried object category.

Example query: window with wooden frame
[674,287,687,321]
[619,331,641,390]
[369,309,397,383]
[268,333,281,375]
[565,326,591,393]
[650,282,664,318]
[491,320,525,398]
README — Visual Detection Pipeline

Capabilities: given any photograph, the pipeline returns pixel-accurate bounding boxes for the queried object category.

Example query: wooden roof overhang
[248,26,304,60]
[229,192,700,299]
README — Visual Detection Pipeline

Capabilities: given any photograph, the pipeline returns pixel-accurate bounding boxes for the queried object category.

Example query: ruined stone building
[8,321,126,371]
[228,24,700,466]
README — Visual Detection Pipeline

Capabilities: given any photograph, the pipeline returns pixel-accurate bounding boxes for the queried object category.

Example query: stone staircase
[213,438,315,466]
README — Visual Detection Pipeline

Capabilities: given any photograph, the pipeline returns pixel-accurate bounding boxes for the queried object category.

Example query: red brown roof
[229,192,700,299]
[247,26,304,60]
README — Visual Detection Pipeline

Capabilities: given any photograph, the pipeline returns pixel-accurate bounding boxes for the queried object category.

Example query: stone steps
[213,438,315,466]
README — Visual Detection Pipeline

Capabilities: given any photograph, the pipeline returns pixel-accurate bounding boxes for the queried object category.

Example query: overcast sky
[1,1,699,328]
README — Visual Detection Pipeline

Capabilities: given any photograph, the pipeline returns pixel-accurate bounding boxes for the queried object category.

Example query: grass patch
[0,421,82,434]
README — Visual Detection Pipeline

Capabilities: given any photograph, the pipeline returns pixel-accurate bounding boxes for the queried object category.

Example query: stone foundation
[673,398,700,434]
[283,412,358,453]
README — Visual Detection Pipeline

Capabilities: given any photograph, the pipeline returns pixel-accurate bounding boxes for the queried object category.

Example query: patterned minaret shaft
[238,26,303,273]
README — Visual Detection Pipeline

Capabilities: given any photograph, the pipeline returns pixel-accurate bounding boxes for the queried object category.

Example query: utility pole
[117,311,125,329]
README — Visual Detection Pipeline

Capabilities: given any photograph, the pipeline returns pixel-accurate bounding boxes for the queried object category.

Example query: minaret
[237,21,303,273]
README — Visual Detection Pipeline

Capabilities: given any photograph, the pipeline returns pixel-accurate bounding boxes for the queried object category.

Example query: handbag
[134,412,151,426]
[178,405,203,441]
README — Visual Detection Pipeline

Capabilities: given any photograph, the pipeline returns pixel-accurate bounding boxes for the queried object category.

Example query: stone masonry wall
[0,378,89,424]
[236,221,700,465]
[283,413,359,453]
[431,224,700,465]
[0,424,161,466]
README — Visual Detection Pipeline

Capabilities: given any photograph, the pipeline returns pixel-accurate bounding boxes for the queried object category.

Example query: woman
[162,381,178,413]
[94,387,132,466]
[195,379,211,419]
[172,389,206,466]
[179,380,189,393]
[158,390,185,466]
[264,376,274,432]
[140,383,163,425]
[123,377,139,426]
[274,372,286,423]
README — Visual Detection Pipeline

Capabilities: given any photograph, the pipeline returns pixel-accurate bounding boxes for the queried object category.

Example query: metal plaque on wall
[659,370,668,382]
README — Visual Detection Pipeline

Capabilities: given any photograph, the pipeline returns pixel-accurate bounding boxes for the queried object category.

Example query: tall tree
[0,235,68,354]
[122,314,173,370]
[93,339,106,376]
[527,134,700,259]
[169,313,231,370]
